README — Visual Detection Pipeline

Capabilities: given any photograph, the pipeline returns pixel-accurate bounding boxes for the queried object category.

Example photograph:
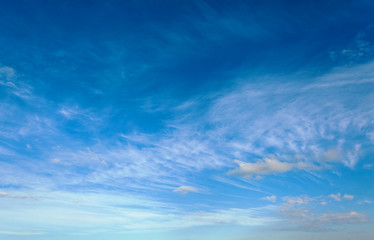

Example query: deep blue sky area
[0,1,374,240]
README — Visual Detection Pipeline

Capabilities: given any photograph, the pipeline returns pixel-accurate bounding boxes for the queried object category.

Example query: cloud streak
[228,157,318,178]
[0,191,38,200]
[173,186,199,194]
[0,189,276,233]
[261,195,277,202]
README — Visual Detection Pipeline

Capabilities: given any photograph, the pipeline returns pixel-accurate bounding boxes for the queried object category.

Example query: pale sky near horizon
[1,0,374,239]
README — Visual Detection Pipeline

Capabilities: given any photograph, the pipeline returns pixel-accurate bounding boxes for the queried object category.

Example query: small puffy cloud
[279,207,310,219]
[327,193,353,201]
[320,201,327,206]
[173,186,199,194]
[343,194,354,200]
[328,193,341,201]
[261,195,277,202]
[282,196,312,207]
[279,194,367,231]
[228,157,315,178]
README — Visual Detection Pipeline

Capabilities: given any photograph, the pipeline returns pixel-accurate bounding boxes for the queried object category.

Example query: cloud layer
[1,1,374,238]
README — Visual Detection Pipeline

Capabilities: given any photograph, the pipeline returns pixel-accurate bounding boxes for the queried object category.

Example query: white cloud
[358,200,373,204]
[0,66,16,81]
[202,60,374,173]
[116,207,277,230]
[281,210,368,231]
[320,149,340,162]
[279,194,367,231]
[327,193,355,202]
[319,211,367,224]
[174,207,277,228]
[0,191,37,200]
[329,30,373,63]
[282,196,312,207]
[58,108,76,119]
[212,176,265,193]
[0,189,277,233]
[0,231,45,236]
[344,144,361,169]
[58,104,103,126]
[328,193,341,202]
[51,158,62,164]
[261,195,277,202]
[228,157,316,178]
[0,66,37,101]
[343,194,354,200]
[173,186,199,194]
[0,54,373,236]
[2,60,374,195]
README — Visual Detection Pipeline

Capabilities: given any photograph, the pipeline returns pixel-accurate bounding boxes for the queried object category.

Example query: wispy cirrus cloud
[1,1,374,238]
[0,191,38,200]
[0,188,277,233]
[329,27,374,64]
[58,104,102,122]
[2,60,374,195]
[201,61,374,173]
[0,66,38,101]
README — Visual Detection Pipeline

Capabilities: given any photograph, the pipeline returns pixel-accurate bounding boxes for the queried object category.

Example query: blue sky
[1,0,374,239]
